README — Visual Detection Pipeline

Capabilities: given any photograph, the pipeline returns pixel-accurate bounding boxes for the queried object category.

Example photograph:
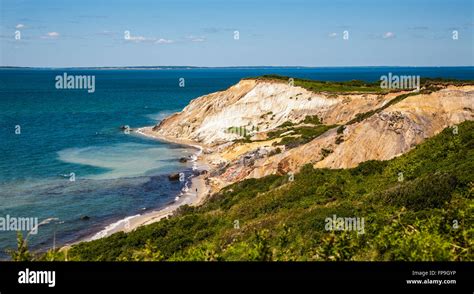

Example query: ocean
[0,66,472,258]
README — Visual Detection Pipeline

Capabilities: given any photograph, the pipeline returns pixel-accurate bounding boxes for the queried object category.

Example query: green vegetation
[335,136,344,145]
[302,115,322,125]
[337,125,345,134]
[56,121,473,261]
[268,147,282,157]
[227,126,254,143]
[271,125,336,149]
[227,126,249,136]
[265,115,334,149]
[7,232,66,261]
[419,77,474,87]
[251,75,388,93]
[277,121,295,128]
[343,80,468,126]
[346,91,426,125]
[7,232,32,261]
[321,148,333,158]
[244,75,473,95]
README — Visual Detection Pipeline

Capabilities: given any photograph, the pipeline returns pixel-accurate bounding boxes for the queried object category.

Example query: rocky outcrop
[168,173,180,181]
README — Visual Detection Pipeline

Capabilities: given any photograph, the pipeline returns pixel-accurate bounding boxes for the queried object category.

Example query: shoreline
[86,174,209,241]
[69,127,211,245]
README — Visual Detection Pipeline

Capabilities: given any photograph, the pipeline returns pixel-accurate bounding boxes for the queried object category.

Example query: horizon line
[1,65,474,69]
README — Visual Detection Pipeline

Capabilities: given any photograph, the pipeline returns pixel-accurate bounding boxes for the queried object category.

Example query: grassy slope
[250,75,387,93]
[67,121,474,261]
[247,75,473,94]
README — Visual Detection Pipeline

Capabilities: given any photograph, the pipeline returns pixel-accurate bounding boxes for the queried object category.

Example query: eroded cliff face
[153,79,404,145]
[247,86,474,180]
[151,79,474,191]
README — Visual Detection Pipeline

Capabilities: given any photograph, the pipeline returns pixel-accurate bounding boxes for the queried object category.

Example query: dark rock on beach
[168,173,180,181]
[192,169,209,176]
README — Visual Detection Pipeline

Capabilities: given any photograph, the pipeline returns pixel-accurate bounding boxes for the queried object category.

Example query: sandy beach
[79,126,212,242]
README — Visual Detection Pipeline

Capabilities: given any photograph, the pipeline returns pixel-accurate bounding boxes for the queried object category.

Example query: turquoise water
[0,67,472,258]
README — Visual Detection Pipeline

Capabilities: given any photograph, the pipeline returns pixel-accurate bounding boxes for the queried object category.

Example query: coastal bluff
[151,78,474,190]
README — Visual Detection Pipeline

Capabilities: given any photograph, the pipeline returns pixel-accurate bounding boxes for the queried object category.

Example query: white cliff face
[154,79,397,145]
[194,82,340,143]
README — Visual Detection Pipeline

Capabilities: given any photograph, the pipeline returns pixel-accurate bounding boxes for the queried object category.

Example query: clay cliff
[150,78,474,191]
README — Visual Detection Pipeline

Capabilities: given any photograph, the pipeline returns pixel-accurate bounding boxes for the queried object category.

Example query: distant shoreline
[2,65,474,70]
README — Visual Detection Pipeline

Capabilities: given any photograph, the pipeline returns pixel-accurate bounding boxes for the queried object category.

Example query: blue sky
[1,0,473,67]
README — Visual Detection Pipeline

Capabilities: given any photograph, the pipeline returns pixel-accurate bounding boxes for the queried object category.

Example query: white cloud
[16,24,25,29]
[41,32,60,39]
[128,35,148,42]
[98,30,114,36]
[123,33,173,44]
[186,35,206,42]
[383,32,395,39]
[155,38,174,44]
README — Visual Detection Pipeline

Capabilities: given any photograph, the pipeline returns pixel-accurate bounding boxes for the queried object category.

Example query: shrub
[381,173,457,211]
[337,125,345,134]
[302,115,322,125]
[350,160,388,176]
[321,148,333,158]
